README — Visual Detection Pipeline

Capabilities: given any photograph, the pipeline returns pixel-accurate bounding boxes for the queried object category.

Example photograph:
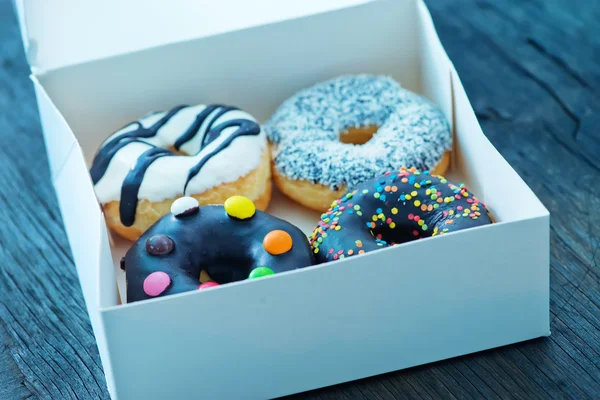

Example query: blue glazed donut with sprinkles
[309,168,492,263]
[121,195,315,303]
[265,75,452,212]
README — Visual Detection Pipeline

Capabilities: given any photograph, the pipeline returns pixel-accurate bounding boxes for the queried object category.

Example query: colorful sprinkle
[263,230,293,255]
[224,195,256,219]
[171,196,199,218]
[198,281,219,290]
[143,272,171,297]
[146,234,174,256]
[249,266,275,279]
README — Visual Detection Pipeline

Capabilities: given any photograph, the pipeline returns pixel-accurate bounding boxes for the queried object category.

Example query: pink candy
[143,271,171,297]
[198,282,219,290]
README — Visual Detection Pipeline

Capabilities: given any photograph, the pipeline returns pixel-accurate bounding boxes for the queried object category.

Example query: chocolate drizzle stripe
[120,147,173,226]
[90,105,187,184]
[183,118,261,194]
[172,105,220,150]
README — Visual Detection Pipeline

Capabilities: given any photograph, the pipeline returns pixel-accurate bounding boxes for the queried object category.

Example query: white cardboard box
[16,0,550,398]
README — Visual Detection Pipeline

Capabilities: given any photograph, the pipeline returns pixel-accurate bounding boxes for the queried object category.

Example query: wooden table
[1,0,599,398]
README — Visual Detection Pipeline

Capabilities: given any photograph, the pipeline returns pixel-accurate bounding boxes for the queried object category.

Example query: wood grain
[1,0,599,398]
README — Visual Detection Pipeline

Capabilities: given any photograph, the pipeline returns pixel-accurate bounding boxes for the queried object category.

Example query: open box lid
[14,0,371,72]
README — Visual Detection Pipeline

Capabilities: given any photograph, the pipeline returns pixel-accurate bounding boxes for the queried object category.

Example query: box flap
[17,0,371,72]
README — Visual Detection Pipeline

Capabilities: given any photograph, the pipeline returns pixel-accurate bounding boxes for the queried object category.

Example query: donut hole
[338,125,378,145]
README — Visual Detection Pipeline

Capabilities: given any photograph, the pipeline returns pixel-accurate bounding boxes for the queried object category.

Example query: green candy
[248,266,275,279]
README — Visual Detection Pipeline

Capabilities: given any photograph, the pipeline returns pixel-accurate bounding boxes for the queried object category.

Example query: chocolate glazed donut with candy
[122,196,315,303]
[309,168,493,262]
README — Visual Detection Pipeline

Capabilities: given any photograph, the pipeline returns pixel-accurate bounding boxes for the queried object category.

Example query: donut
[90,104,271,241]
[309,168,492,262]
[265,75,452,212]
[121,196,315,303]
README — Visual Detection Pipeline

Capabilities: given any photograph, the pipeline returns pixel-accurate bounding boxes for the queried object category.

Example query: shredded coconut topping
[264,75,452,190]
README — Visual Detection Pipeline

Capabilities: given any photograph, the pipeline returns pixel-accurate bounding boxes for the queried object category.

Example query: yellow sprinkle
[335,226,341,230]
[411,191,418,197]
[426,189,431,195]
[314,248,319,254]
[405,194,412,200]
[414,200,421,207]
[224,196,256,219]
[449,210,454,215]
[463,192,469,197]
[414,183,421,189]
[418,220,424,226]
[372,215,378,221]
[390,222,396,229]
[378,213,385,220]
[391,207,398,214]
[444,197,451,203]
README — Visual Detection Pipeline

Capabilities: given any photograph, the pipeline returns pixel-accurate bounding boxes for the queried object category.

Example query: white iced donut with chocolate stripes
[90,104,271,241]
[265,75,452,212]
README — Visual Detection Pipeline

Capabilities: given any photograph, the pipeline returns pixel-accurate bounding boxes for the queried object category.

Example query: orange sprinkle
[385,186,391,192]
[392,186,398,192]
[427,205,433,211]
[421,205,427,211]
[348,250,354,255]
[401,178,408,183]
[437,198,443,203]
[446,219,454,224]
[358,250,365,255]
[263,230,293,255]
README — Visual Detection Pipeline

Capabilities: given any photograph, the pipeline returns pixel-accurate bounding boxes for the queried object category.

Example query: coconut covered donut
[90,104,271,241]
[265,75,452,212]
[309,168,492,262]
[121,196,315,303]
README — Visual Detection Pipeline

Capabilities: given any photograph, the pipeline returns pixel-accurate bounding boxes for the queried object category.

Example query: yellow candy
[224,196,256,219]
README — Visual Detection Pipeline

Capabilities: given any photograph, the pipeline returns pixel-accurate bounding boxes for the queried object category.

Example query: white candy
[171,196,200,217]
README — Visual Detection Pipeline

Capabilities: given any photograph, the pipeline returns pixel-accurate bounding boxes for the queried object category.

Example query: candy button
[143,271,171,297]
[171,196,199,218]
[198,282,220,290]
[146,234,175,256]
[249,266,275,279]
[224,196,256,219]
[263,230,293,255]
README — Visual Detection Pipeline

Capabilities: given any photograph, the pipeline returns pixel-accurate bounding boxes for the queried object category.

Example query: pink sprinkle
[455,194,461,199]
[467,198,474,203]
[333,254,339,260]
[329,248,334,254]
[437,191,442,196]
[408,213,414,220]
[386,218,392,224]
[338,250,344,254]
[457,206,463,211]
[470,213,476,218]
[198,282,219,290]
[347,203,353,207]
[384,171,391,176]
[413,230,419,236]
[443,211,448,217]
[143,272,171,297]
[339,206,345,211]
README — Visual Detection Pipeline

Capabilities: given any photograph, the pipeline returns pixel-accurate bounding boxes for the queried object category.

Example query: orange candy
[263,230,293,255]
